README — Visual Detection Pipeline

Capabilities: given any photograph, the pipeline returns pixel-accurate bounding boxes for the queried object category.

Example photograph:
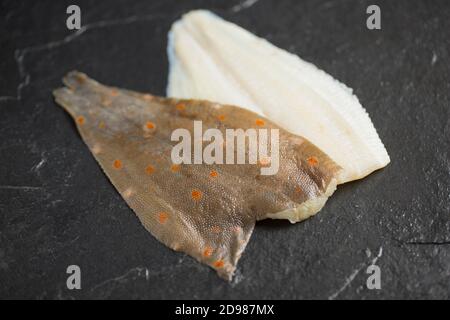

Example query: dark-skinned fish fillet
[53,71,342,280]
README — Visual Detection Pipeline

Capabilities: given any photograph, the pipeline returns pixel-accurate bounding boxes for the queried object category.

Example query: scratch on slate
[0,96,17,102]
[10,13,162,102]
[231,0,260,12]
[0,185,43,191]
[431,52,437,66]
[89,267,150,293]
[318,1,337,10]
[32,154,47,173]
[328,265,364,300]
[394,237,450,246]
[405,241,450,246]
[328,247,383,300]
[371,247,383,265]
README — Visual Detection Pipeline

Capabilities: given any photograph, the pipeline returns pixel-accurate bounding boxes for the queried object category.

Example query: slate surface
[0,0,449,299]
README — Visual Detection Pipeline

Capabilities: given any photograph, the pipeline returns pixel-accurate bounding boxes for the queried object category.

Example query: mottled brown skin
[53,71,341,280]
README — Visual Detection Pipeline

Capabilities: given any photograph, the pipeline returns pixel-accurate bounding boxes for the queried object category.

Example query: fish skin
[54,71,341,280]
[167,10,390,184]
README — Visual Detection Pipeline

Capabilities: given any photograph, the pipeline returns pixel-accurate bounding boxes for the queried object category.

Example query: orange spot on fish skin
[191,189,202,201]
[307,156,319,166]
[214,260,224,268]
[101,97,112,106]
[143,94,153,101]
[176,103,186,111]
[158,212,168,224]
[258,157,271,166]
[209,170,218,178]
[212,226,221,233]
[98,121,106,129]
[75,73,87,84]
[232,226,242,234]
[295,186,302,194]
[123,188,134,198]
[76,116,85,125]
[217,114,226,121]
[146,121,155,130]
[171,164,181,172]
[113,159,122,169]
[145,165,155,175]
[255,119,265,126]
[92,144,102,155]
[110,89,119,97]
[203,247,213,257]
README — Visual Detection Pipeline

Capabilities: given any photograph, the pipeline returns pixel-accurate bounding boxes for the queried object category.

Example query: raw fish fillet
[54,71,341,280]
[167,10,390,183]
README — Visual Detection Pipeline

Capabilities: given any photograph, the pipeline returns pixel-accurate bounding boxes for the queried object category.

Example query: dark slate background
[0,0,449,300]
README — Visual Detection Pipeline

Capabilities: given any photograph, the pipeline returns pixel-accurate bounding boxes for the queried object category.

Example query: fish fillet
[54,71,341,279]
[167,10,390,183]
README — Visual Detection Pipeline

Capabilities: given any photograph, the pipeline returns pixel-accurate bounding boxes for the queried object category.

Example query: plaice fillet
[167,10,390,183]
[54,71,341,280]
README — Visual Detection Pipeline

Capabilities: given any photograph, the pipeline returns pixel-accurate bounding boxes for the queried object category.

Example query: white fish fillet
[167,10,390,183]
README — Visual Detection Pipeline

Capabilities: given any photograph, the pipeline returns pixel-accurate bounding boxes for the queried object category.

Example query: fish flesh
[54,71,341,280]
[167,10,390,183]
